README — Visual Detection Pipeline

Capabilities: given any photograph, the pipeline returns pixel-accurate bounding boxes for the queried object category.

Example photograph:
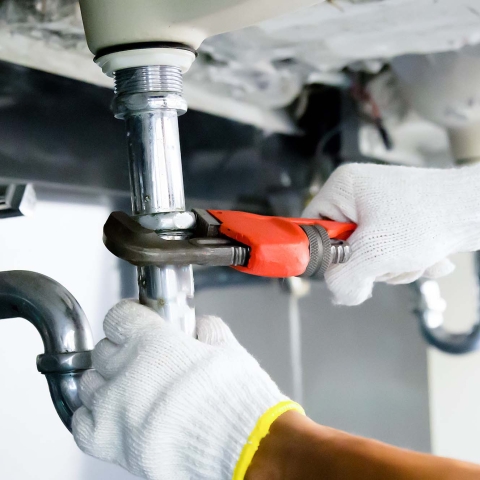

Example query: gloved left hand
[72,300,299,480]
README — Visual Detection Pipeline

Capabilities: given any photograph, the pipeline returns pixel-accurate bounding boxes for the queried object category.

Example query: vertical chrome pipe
[126,108,185,214]
[114,66,196,337]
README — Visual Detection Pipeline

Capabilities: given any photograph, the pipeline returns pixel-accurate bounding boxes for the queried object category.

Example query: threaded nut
[114,65,183,95]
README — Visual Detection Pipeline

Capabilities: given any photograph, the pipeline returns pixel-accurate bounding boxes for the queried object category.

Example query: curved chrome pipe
[413,252,480,355]
[0,271,93,430]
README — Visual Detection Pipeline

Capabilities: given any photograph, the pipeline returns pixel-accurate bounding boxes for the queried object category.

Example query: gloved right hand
[304,163,480,306]
[72,300,301,480]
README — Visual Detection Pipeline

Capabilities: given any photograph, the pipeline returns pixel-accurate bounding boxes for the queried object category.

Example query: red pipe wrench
[207,210,356,278]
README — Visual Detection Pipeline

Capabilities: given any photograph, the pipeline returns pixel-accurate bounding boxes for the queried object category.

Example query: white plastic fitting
[96,48,196,77]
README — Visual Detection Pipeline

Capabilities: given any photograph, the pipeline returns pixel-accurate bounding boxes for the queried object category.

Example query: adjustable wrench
[103,209,356,279]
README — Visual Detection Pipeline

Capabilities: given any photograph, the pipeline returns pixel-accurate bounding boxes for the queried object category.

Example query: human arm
[304,162,480,305]
[247,410,480,480]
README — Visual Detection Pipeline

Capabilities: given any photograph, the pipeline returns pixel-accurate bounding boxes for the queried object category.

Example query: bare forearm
[246,411,480,480]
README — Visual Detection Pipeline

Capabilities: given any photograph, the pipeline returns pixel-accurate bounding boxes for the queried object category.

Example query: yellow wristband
[232,400,305,480]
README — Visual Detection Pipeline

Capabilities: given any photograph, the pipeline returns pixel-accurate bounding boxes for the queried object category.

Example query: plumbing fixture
[79,0,322,65]
[78,0,323,336]
[105,60,353,332]
[0,271,93,430]
[413,254,480,355]
[113,65,196,336]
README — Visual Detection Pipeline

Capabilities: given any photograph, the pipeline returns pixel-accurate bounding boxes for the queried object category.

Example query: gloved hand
[72,300,300,480]
[304,163,480,306]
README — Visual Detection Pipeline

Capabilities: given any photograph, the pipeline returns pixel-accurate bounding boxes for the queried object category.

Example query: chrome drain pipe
[0,271,93,430]
[413,254,480,355]
[113,65,196,337]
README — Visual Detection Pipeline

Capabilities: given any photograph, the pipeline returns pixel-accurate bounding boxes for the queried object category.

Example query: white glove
[72,300,295,480]
[304,163,480,306]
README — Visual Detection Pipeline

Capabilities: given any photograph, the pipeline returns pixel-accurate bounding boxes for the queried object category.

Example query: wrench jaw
[103,211,249,269]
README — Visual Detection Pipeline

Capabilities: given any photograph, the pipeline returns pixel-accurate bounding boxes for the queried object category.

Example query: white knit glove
[304,163,480,306]
[72,300,288,480]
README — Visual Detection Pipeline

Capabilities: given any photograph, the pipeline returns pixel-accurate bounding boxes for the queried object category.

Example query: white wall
[429,252,480,463]
[0,199,136,480]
